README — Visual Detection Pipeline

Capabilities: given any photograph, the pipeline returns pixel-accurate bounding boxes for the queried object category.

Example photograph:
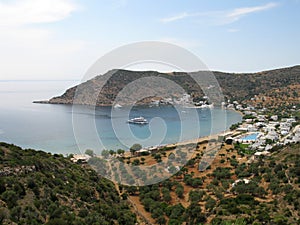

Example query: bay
[0,81,242,155]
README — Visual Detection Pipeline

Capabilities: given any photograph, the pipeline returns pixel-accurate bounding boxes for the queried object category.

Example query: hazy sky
[0,0,299,80]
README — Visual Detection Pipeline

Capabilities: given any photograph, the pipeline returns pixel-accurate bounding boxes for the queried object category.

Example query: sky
[0,0,299,80]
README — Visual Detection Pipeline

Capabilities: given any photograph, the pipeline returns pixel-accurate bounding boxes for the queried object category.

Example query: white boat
[200,103,214,109]
[113,104,122,108]
[184,104,214,109]
[127,116,148,125]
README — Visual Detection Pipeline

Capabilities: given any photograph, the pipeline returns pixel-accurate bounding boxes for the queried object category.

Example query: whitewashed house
[265,131,279,141]
[270,115,278,121]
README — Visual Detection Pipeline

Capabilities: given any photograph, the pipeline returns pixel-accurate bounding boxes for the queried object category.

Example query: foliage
[0,142,136,225]
[84,149,94,157]
[130,143,142,155]
[48,66,300,108]
[125,142,300,224]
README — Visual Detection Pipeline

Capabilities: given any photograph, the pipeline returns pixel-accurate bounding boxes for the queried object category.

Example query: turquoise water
[241,133,259,141]
[0,81,242,154]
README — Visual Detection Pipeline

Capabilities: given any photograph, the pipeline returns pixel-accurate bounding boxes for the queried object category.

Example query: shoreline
[226,107,244,117]
[124,107,244,156]
[11,102,243,155]
[139,107,244,152]
[131,129,236,158]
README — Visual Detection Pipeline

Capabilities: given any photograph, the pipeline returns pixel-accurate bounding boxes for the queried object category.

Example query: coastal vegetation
[1,117,299,225]
[121,142,300,224]
[1,96,300,224]
[0,143,136,225]
[2,65,300,224]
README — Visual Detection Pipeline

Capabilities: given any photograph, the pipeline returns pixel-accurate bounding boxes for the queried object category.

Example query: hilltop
[35,65,300,107]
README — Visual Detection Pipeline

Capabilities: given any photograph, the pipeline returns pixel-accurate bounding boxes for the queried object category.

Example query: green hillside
[122,142,300,224]
[0,143,136,225]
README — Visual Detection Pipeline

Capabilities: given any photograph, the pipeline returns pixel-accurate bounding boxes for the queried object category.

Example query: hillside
[35,66,300,107]
[0,134,299,224]
[121,142,300,224]
[0,143,136,225]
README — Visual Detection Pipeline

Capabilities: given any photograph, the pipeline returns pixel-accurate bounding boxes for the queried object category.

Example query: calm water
[0,81,242,154]
[241,133,260,141]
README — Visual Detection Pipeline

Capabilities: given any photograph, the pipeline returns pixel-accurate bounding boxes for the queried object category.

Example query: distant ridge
[34,65,300,106]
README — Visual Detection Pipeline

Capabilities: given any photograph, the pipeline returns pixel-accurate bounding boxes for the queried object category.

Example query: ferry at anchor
[127,116,148,125]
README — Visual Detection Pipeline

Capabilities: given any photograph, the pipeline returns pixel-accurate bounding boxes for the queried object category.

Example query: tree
[101,150,110,158]
[0,182,6,194]
[46,218,68,225]
[230,122,241,131]
[109,150,116,155]
[189,190,205,203]
[126,186,138,195]
[142,198,154,212]
[117,211,137,225]
[205,197,216,211]
[154,153,162,160]
[117,149,125,155]
[0,208,8,223]
[85,149,94,157]
[191,178,203,188]
[1,190,18,208]
[168,204,185,221]
[152,207,164,219]
[213,167,231,180]
[162,188,171,203]
[27,178,36,189]
[175,184,184,198]
[10,206,22,222]
[156,215,166,225]
[186,203,206,224]
[130,143,142,155]
[186,159,195,167]
[132,159,140,166]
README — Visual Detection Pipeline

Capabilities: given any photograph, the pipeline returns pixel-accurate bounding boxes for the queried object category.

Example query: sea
[0,81,242,155]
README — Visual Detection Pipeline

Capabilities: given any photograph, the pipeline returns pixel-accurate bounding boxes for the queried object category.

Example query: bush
[130,143,142,155]
[1,190,18,209]
[175,184,184,198]
[189,190,205,203]
[205,197,216,211]
[213,167,231,180]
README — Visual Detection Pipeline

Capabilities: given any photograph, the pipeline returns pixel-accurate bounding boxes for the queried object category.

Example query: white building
[265,131,279,141]
[254,151,270,159]
[286,118,296,123]
[71,154,91,163]
[245,119,254,123]
[270,115,278,121]
[232,179,251,187]
[247,124,258,132]
[257,115,267,122]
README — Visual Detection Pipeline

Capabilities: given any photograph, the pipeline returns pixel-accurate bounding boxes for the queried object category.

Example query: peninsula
[34,66,300,109]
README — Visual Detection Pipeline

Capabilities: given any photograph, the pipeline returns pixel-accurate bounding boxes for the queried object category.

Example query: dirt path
[128,195,155,225]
